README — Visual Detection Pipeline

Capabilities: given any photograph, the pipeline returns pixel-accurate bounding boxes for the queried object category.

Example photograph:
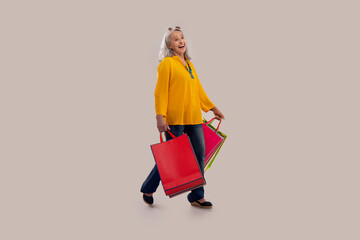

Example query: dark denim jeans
[140,124,206,202]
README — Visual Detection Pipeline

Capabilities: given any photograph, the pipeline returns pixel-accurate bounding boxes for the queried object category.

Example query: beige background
[1,0,359,239]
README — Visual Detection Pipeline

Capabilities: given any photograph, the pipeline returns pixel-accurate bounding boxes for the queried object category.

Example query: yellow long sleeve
[154,59,170,118]
[154,55,215,125]
[195,70,216,113]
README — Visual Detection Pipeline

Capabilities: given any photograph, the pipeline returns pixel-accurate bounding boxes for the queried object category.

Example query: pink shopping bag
[202,118,226,169]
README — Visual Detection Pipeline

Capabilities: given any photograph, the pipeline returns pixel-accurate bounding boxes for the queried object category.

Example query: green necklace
[185,61,194,79]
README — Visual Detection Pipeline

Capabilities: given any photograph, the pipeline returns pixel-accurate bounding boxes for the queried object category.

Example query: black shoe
[143,193,153,205]
[190,200,213,209]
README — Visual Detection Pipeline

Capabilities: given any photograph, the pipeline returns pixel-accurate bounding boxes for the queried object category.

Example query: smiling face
[167,30,187,57]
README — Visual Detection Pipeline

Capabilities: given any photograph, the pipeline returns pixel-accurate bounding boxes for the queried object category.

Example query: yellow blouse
[154,55,215,125]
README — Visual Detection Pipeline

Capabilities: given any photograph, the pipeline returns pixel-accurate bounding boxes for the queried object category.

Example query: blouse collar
[172,55,188,63]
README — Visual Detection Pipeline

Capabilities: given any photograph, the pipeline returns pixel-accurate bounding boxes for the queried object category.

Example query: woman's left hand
[211,107,225,121]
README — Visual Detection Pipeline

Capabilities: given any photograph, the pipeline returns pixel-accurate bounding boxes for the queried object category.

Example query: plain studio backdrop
[1,0,359,239]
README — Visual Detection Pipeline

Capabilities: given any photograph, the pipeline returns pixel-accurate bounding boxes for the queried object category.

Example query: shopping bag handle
[206,117,222,133]
[160,130,176,143]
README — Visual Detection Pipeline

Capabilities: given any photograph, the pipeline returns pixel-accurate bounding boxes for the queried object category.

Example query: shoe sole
[190,202,212,209]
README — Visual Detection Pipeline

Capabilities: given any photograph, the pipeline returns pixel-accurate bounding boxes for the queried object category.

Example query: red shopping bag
[150,131,206,198]
[203,118,226,169]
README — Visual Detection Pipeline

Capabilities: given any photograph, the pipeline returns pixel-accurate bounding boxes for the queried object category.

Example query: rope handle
[160,130,176,143]
[206,117,222,133]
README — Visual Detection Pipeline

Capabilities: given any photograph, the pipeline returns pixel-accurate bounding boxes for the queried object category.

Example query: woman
[140,26,224,209]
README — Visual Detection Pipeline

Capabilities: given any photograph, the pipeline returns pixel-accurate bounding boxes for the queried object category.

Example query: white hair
[158,26,192,62]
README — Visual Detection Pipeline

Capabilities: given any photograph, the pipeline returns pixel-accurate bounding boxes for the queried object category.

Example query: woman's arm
[196,77,216,112]
[154,59,171,132]
[192,64,225,120]
[156,114,170,133]
[155,59,171,118]
[210,106,225,120]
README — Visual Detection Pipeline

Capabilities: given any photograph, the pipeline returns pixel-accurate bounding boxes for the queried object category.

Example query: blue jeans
[140,124,206,202]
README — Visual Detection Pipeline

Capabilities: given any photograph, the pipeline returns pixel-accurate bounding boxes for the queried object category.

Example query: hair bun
[175,26,181,29]
[168,27,173,31]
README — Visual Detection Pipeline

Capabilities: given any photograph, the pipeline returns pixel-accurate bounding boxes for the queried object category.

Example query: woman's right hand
[156,115,170,133]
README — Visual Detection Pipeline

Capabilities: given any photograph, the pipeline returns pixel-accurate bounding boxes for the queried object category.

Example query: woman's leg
[184,124,206,203]
[140,125,185,194]
[140,165,161,194]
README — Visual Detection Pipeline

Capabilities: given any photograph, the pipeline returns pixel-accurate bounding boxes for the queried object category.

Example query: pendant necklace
[184,61,194,79]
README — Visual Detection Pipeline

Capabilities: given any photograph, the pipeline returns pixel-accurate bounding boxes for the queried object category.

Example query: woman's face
[168,31,187,57]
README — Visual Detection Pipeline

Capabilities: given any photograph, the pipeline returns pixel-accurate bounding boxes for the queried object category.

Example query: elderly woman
[140,26,224,208]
